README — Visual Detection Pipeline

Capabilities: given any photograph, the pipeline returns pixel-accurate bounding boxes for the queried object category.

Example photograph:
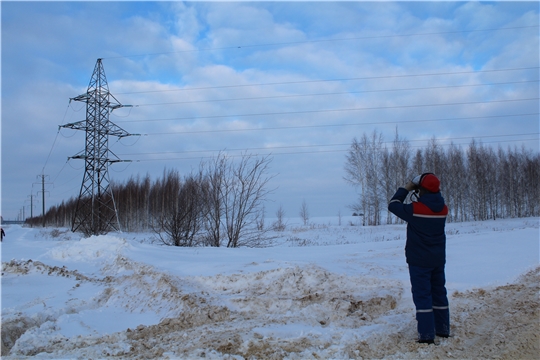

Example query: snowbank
[1,217,538,358]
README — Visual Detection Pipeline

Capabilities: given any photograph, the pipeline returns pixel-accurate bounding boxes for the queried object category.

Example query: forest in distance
[27,132,540,247]
[344,131,539,225]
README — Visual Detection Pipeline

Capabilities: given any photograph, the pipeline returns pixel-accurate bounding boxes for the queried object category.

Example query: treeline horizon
[27,153,274,247]
[28,133,539,241]
[345,130,539,225]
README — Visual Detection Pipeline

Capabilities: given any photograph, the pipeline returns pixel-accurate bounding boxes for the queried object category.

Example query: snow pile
[195,264,402,325]
[1,217,538,358]
[46,235,131,263]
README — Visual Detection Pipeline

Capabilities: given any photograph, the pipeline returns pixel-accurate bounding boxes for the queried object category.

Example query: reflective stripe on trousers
[409,265,450,340]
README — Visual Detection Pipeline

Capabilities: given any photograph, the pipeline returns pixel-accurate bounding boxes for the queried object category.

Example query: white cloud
[1,1,538,220]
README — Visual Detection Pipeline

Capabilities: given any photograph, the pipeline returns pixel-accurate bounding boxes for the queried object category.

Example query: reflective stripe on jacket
[388,188,448,267]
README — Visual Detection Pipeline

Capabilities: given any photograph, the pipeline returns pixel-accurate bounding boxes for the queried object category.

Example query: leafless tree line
[345,130,539,225]
[28,153,275,247]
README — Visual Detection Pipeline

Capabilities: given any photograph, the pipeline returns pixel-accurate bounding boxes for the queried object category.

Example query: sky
[1,1,539,221]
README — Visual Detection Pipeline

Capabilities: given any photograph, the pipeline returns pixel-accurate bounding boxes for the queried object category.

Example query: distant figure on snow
[1,227,5,242]
[388,173,450,344]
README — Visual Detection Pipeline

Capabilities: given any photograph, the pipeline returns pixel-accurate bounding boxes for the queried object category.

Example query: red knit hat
[420,173,440,193]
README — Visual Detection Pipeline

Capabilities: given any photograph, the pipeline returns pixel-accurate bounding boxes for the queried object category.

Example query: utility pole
[36,174,51,227]
[26,194,35,227]
[60,58,136,236]
[28,194,35,219]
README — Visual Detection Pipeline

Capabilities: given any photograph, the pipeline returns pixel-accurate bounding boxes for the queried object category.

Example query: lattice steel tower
[62,59,134,236]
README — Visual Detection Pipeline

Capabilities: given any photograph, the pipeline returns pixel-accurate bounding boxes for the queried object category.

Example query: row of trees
[345,130,540,225]
[29,132,538,244]
[28,153,274,247]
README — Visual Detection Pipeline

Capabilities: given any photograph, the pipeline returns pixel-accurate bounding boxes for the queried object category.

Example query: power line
[140,113,539,136]
[126,137,539,162]
[51,112,539,187]
[118,132,539,158]
[42,103,71,174]
[115,66,539,96]
[50,135,539,197]
[131,80,539,107]
[116,97,539,124]
[103,24,539,60]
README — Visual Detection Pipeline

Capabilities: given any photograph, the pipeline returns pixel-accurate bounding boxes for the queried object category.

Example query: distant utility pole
[36,174,51,227]
[28,194,35,219]
[25,194,35,226]
[61,58,136,236]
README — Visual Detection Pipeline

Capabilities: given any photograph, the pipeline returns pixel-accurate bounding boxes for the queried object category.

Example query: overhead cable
[139,113,539,136]
[115,66,539,95]
[128,138,540,162]
[131,80,539,107]
[116,97,539,124]
[117,132,539,158]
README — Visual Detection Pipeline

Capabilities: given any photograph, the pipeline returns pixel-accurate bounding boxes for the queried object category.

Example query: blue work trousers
[408,265,450,340]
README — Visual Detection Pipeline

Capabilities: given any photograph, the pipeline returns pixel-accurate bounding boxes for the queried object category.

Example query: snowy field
[1,216,538,359]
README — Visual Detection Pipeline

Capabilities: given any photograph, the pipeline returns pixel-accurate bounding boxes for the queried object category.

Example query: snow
[1,217,538,359]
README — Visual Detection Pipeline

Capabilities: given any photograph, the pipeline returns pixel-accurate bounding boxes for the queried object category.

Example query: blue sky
[1,1,539,221]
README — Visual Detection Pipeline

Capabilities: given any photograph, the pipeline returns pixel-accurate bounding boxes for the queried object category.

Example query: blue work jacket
[388,188,448,267]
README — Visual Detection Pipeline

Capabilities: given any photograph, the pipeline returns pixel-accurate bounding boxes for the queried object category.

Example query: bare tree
[200,154,228,247]
[424,137,445,177]
[199,153,275,247]
[446,143,467,222]
[467,139,493,221]
[344,130,385,225]
[299,199,309,226]
[381,146,393,224]
[273,204,286,231]
[388,129,411,224]
[223,153,275,247]
[151,173,205,247]
[256,205,266,231]
[411,148,424,175]
[506,146,522,217]
[344,137,367,222]
[522,148,540,217]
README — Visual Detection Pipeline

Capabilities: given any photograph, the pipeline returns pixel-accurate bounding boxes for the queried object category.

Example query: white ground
[1,216,539,359]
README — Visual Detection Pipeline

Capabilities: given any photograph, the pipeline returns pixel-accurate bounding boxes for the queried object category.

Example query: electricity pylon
[61,58,135,236]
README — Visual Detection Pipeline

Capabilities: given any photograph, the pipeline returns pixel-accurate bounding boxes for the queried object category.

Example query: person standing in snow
[388,173,450,344]
[1,227,5,241]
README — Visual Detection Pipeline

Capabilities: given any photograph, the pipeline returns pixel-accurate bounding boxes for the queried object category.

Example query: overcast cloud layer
[1,1,538,220]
